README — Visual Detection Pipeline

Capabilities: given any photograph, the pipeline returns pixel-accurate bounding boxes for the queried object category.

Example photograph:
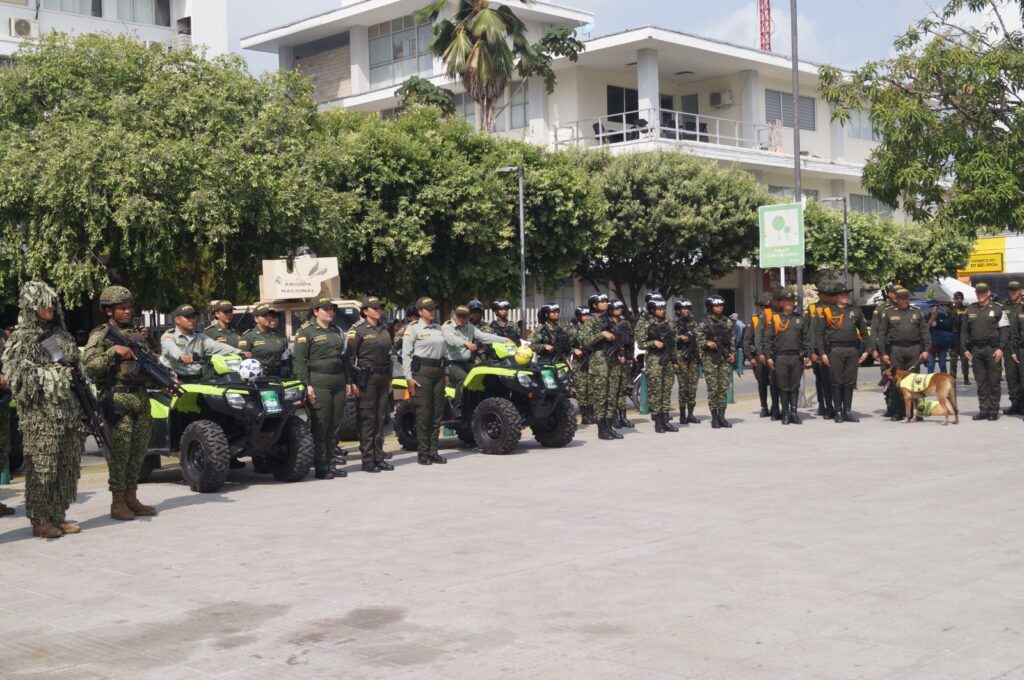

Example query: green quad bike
[142,355,314,492]
[391,343,577,455]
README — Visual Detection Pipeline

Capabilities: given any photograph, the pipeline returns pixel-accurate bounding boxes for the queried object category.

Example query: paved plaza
[3,376,1024,679]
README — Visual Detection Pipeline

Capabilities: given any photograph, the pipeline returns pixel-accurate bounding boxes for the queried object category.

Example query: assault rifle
[646,322,676,366]
[674,317,696,360]
[104,324,181,396]
[705,320,733,367]
[39,334,112,457]
[601,316,629,359]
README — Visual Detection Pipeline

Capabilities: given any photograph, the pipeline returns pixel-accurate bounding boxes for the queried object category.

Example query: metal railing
[553,108,779,152]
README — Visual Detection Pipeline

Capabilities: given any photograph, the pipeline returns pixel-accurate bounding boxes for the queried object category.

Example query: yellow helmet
[514,345,534,366]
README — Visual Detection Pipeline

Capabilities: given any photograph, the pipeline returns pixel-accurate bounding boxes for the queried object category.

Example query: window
[117,0,170,26]
[510,80,528,130]
[765,89,816,131]
[847,108,879,141]
[453,92,476,129]
[659,94,674,127]
[2,1,30,6]
[607,85,640,124]
[850,193,892,216]
[768,186,819,202]
[43,0,101,16]
[368,14,433,89]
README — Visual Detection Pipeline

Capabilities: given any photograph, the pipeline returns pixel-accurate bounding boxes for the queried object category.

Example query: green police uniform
[294,304,348,477]
[870,293,897,415]
[673,309,700,424]
[960,287,1009,418]
[1001,283,1023,413]
[346,305,394,470]
[1010,301,1024,407]
[764,304,812,424]
[876,295,930,419]
[238,307,288,377]
[204,322,241,348]
[640,313,677,431]
[697,312,735,426]
[1,282,86,537]
[951,303,969,383]
[816,286,869,422]
[745,296,773,417]
[402,300,464,463]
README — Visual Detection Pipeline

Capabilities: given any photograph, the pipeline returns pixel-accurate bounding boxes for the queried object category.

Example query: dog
[881,367,959,425]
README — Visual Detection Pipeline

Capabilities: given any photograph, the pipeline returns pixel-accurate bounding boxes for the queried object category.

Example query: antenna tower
[759,0,772,51]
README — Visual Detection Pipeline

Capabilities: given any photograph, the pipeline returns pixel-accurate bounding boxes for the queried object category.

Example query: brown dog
[882,367,959,425]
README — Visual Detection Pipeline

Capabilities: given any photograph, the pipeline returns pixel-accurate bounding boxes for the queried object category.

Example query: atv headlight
[282,387,302,403]
[225,393,247,410]
[517,373,535,388]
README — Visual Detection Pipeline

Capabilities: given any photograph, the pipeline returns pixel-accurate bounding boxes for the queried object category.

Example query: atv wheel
[179,420,231,493]
[471,397,523,455]
[337,395,359,441]
[272,416,315,482]
[137,454,160,483]
[532,399,578,448]
[394,399,418,452]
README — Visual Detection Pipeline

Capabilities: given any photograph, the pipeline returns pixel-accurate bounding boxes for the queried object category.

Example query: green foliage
[0,33,340,310]
[819,0,1024,235]
[395,76,456,115]
[577,152,772,310]
[417,0,583,130]
[317,105,608,310]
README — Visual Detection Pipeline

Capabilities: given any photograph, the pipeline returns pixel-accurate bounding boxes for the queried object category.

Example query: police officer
[870,283,900,417]
[442,304,504,401]
[1001,281,1023,414]
[1010,288,1024,415]
[764,291,812,424]
[816,282,869,423]
[580,293,621,440]
[238,304,289,376]
[569,306,594,425]
[204,300,241,348]
[346,297,395,473]
[961,282,1009,420]
[697,295,735,428]
[875,288,930,421]
[633,292,663,349]
[673,299,700,425]
[402,297,465,464]
[640,298,678,433]
[951,291,970,385]
[809,287,835,418]
[608,299,634,429]
[83,286,162,521]
[533,303,571,365]
[159,304,238,381]
[294,297,349,479]
[744,293,773,418]
[467,299,486,328]
[480,299,522,345]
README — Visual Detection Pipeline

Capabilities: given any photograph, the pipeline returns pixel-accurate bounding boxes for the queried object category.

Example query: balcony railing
[553,108,781,153]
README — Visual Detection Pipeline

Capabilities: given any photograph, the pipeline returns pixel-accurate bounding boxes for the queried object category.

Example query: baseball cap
[896,288,911,298]
[453,305,470,316]
[311,296,335,310]
[253,303,274,316]
[975,282,991,293]
[363,296,383,309]
[210,299,234,313]
[172,304,197,318]
[416,296,436,311]
[779,290,795,301]
[1008,281,1021,290]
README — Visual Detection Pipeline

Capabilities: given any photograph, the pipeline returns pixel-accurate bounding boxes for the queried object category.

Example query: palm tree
[416,0,534,132]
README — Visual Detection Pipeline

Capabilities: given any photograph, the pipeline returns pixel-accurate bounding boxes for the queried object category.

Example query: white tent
[860,278,977,305]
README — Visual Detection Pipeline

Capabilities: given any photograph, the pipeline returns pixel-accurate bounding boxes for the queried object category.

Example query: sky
[237,0,1017,73]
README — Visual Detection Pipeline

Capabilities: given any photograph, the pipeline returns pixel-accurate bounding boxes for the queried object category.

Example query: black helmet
[610,299,625,311]
[705,294,726,313]
[644,291,663,304]
[649,298,667,311]
[574,305,590,321]
[674,298,693,312]
[587,293,608,310]
[467,299,485,313]
[406,304,418,319]
[538,302,560,323]
[646,295,666,312]
[492,299,511,311]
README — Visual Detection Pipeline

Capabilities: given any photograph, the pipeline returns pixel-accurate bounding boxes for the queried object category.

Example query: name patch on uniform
[313,335,328,343]
[254,340,265,346]
[889,316,901,322]
[296,337,307,343]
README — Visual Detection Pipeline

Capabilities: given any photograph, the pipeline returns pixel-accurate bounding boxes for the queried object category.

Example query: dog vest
[899,373,934,394]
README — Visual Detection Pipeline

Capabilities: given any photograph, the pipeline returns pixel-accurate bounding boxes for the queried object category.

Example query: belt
[311,365,345,374]
[414,357,445,368]
[360,365,391,374]
[971,340,991,348]
[891,341,920,347]
[774,350,801,356]
[829,341,859,347]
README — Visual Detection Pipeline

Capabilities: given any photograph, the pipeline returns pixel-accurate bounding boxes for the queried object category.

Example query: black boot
[618,409,634,428]
[686,405,699,424]
[843,386,859,422]
[711,410,721,429]
[653,413,666,433]
[581,405,593,425]
[758,382,769,417]
[663,413,679,432]
[718,408,732,428]
[606,418,624,439]
[770,385,781,421]
[790,391,802,424]
[833,386,844,423]
[1004,401,1020,416]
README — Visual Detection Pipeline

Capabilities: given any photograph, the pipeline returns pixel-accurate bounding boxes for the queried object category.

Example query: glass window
[768,186,819,201]
[493,89,507,132]
[510,80,528,130]
[606,85,640,124]
[847,108,880,141]
[453,92,476,129]
[850,193,892,216]
[117,0,170,26]
[368,14,433,89]
[765,89,816,131]
[44,0,102,16]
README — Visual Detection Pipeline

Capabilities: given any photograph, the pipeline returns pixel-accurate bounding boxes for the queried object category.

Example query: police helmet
[674,298,693,312]
[574,306,590,321]
[649,299,667,312]
[610,299,625,311]
[467,299,485,313]
[538,302,560,323]
[587,293,608,310]
[644,291,663,304]
[705,294,726,313]
[492,299,511,311]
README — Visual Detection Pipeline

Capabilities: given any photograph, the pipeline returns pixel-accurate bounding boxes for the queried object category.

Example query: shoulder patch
[296,336,307,343]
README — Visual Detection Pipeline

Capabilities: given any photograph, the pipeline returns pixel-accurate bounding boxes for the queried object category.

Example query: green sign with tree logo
[758,203,805,268]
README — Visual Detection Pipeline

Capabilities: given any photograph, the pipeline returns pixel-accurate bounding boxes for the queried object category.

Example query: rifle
[705,319,733,367]
[646,322,675,366]
[674,317,696,360]
[39,334,112,457]
[104,324,181,396]
[600,315,628,359]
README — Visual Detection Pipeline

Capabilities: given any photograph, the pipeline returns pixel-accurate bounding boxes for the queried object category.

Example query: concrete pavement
[2,382,1023,679]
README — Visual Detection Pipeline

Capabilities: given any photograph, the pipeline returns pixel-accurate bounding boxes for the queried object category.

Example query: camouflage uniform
[568,315,593,422]
[579,308,622,439]
[0,334,10,476]
[1,282,86,537]
[610,311,634,427]
[697,309,735,427]
[673,306,700,424]
[640,311,677,432]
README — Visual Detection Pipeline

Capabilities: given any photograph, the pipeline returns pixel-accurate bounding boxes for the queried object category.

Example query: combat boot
[662,413,679,432]
[617,409,634,428]
[1003,401,1020,416]
[125,486,157,516]
[780,392,792,425]
[770,386,781,420]
[678,410,687,425]
[710,410,721,429]
[833,387,844,423]
[597,419,616,440]
[31,521,62,539]
[417,454,433,465]
[0,502,15,517]
[789,393,802,425]
[686,405,699,424]
[653,413,666,433]
[843,387,859,422]
[718,408,732,428]
[110,491,135,521]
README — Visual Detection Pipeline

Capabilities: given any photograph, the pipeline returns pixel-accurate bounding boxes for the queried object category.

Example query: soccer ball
[238,358,263,381]
[514,345,534,366]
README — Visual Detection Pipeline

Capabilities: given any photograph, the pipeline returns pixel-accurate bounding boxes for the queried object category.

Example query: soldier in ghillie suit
[0,281,86,538]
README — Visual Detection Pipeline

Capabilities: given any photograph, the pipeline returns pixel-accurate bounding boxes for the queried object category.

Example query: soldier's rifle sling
[104,324,182,396]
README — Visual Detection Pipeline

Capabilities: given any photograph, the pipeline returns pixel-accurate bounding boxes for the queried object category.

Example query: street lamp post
[497,165,527,338]
[822,196,849,286]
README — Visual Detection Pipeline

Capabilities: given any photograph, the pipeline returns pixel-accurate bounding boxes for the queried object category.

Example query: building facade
[241,1,889,322]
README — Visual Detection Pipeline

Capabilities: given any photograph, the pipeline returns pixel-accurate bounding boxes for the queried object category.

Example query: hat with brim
[253,303,274,316]
[975,282,991,293]
[210,300,234,313]
[1008,281,1021,291]
[416,297,436,311]
[363,296,383,310]
[172,304,197,318]
[896,288,911,298]
[827,282,854,295]
[311,296,336,310]
[453,305,470,316]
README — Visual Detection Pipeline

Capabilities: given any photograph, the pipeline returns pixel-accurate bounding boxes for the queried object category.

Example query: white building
[239,1,889,320]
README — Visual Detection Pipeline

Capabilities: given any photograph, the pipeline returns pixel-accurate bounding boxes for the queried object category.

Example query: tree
[395,75,456,115]
[416,0,584,131]
[576,151,772,311]
[315,105,608,310]
[0,33,342,309]
[819,0,1024,237]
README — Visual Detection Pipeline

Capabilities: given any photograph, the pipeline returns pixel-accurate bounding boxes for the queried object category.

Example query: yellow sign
[958,236,1006,275]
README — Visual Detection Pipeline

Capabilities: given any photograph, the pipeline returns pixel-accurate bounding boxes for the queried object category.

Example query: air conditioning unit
[710,89,734,109]
[171,33,192,51]
[9,18,39,39]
